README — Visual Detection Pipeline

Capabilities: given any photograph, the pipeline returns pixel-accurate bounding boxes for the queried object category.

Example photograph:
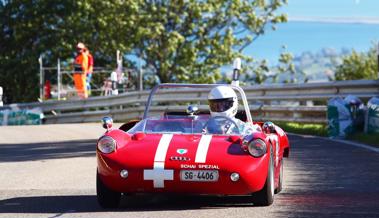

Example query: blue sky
[284,0,379,18]
[242,0,379,64]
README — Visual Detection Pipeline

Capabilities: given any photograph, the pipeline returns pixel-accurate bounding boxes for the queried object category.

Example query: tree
[0,0,287,103]
[0,0,139,103]
[133,0,287,84]
[335,45,378,81]
[243,48,309,85]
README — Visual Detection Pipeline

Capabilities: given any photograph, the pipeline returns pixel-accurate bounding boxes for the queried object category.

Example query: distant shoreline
[289,16,379,25]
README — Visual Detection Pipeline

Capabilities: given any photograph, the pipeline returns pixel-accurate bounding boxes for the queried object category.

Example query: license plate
[180,170,219,182]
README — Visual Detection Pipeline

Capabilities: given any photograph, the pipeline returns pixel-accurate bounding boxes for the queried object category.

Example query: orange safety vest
[73,52,88,98]
[74,53,89,73]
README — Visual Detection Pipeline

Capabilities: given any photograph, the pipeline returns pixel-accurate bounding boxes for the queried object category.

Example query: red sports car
[96,83,290,208]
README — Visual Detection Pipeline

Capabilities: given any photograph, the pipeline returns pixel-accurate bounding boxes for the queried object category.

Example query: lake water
[245,21,379,64]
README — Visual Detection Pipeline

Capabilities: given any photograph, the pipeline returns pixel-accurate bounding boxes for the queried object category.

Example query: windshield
[127,114,241,135]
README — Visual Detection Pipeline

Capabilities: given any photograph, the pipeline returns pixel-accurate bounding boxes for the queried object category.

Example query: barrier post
[0,86,3,107]
[111,71,118,95]
[38,55,44,102]
[57,58,61,100]
[138,59,143,91]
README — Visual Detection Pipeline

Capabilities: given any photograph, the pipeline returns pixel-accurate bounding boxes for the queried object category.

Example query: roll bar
[143,83,253,123]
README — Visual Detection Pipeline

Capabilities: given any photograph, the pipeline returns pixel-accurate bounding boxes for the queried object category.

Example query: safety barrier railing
[1,80,378,124]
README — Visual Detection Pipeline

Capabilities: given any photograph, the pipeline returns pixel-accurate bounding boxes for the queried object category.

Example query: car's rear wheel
[97,171,121,209]
[275,158,283,194]
[251,146,274,206]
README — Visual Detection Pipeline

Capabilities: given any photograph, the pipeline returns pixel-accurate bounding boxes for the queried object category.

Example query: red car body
[96,83,290,208]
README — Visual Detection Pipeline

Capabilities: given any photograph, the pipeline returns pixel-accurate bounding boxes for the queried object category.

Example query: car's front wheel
[251,146,274,206]
[97,171,121,209]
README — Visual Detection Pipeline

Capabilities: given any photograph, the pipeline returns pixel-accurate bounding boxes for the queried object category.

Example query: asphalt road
[0,124,379,218]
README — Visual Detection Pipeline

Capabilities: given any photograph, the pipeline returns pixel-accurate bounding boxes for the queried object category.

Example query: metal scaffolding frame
[38,51,139,101]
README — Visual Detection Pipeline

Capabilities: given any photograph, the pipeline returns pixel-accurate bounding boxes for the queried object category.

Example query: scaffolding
[38,51,141,101]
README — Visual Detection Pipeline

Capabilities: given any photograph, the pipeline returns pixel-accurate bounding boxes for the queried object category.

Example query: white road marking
[195,135,213,163]
[330,138,379,153]
[289,133,379,154]
[143,134,174,188]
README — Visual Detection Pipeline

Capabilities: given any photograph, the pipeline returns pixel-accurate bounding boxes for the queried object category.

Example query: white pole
[116,50,123,81]
[38,55,44,102]
[0,86,3,107]
[57,58,61,100]
[111,71,118,95]
[117,50,121,66]
[232,58,241,87]
[139,58,143,91]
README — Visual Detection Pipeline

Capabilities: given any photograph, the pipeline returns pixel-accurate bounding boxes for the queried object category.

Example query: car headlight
[97,136,116,154]
[248,139,267,157]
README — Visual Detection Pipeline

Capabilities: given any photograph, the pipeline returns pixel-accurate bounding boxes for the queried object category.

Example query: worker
[73,42,89,99]
[85,49,94,95]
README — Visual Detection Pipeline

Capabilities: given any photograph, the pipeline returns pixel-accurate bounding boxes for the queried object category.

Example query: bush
[335,46,377,81]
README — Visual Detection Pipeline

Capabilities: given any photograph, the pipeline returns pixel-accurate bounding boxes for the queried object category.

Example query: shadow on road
[0,139,96,162]
[271,134,379,218]
[0,194,266,213]
[1,135,379,217]
[0,195,101,214]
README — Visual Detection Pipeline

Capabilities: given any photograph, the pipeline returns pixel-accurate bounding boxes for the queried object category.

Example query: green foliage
[335,45,378,81]
[244,47,308,84]
[275,121,328,137]
[275,121,378,146]
[347,132,379,147]
[0,0,139,102]
[0,0,287,103]
[133,0,287,85]
[244,58,270,84]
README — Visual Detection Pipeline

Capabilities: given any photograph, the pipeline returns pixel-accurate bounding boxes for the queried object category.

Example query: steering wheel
[203,116,240,134]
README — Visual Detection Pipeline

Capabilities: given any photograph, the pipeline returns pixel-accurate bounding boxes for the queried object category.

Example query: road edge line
[287,133,379,154]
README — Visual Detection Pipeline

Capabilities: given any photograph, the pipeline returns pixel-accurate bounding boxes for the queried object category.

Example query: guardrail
[1,80,378,124]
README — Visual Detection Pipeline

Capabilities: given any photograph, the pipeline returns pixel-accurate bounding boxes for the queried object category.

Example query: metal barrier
[1,80,378,124]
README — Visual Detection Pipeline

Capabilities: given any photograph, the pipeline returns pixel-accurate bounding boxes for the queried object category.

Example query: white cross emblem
[143,134,174,188]
[144,162,173,188]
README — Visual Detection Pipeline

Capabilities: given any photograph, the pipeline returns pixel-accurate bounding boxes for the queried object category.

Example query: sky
[284,0,379,19]
[237,0,379,65]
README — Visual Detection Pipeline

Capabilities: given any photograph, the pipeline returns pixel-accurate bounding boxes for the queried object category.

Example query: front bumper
[97,152,269,195]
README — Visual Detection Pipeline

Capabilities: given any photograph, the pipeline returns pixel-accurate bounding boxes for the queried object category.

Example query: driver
[206,86,261,134]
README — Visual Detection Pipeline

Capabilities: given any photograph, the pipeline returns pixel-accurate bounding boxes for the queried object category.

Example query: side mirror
[262,121,276,134]
[102,116,113,131]
[186,105,199,116]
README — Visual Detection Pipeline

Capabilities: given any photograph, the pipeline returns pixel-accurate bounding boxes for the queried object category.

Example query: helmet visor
[209,98,234,112]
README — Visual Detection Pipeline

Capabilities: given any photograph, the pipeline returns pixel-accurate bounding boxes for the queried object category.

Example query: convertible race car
[96,83,290,208]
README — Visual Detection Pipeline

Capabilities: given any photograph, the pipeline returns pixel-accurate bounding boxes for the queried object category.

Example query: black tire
[275,158,283,194]
[251,147,275,206]
[97,171,121,209]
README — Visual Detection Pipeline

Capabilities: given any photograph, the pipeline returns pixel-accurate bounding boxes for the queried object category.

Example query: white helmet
[208,86,238,118]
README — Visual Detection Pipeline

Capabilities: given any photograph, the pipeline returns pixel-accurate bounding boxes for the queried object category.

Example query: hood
[112,133,253,171]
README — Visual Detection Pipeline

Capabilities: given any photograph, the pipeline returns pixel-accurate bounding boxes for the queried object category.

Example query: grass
[275,121,379,147]
[275,121,328,137]
[347,132,379,147]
